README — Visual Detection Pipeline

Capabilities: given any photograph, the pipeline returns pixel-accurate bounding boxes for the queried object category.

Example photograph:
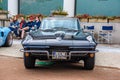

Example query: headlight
[86,36,93,43]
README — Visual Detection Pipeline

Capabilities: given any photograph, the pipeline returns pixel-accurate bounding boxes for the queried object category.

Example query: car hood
[22,30,96,47]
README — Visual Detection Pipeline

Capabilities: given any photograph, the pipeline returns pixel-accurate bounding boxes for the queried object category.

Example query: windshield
[40,18,80,31]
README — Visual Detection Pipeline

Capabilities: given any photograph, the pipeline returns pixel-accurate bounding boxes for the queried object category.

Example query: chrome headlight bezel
[22,35,33,44]
[27,35,33,41]
[86,36,93,43]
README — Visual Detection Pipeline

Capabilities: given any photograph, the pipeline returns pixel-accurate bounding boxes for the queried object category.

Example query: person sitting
[20,16,35,39]
[18,16,26,39]
[9,17,14,27]
[9,16,19,38]
[34,16,41,29]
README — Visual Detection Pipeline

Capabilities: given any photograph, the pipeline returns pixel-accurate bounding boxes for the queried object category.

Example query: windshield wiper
[41,27,78,32]
[41,29,55,32]
[64,28,78,32]
[53,27,78,31]
[52,27,69,30]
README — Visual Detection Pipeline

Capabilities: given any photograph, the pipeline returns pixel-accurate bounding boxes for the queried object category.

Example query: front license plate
[52,51,67,59]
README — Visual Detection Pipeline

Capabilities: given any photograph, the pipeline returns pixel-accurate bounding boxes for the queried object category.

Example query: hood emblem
[55,31,65,41]
[56,37,62,41]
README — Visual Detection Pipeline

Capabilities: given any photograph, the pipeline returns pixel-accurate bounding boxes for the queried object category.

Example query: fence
[0,19,10,27]
[81,22,120,44]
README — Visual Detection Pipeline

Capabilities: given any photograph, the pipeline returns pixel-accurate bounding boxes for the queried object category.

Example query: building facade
[0,0,7,10]
[0,0,120,17]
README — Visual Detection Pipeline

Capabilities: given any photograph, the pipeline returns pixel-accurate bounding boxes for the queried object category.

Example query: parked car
[21,17,98,70]
[0,27,13,47]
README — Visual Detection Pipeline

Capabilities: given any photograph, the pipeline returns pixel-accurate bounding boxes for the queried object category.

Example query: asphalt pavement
[0,39,120,80]
[0,56,120,80]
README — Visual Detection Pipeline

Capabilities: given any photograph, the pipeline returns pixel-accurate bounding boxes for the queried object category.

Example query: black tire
[4,32,13,47]
[84,54,95,70]
[24,53,35,69]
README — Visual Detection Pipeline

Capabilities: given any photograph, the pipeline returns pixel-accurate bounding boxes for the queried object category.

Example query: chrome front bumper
[20,49,98,60]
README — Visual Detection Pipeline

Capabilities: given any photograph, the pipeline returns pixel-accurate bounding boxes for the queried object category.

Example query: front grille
[30,48,49,51]
[71,53,87,56]
[71,48,94,51]
[50,46,69,52]
[50,46,69,49]
[29,46,94,52]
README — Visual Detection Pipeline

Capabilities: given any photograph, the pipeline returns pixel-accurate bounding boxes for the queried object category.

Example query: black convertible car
[21,17,98,70]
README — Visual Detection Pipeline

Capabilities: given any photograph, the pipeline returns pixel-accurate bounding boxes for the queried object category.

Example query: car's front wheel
[4,32,13,47]
[84,53,95,70]
[24,52,35,69]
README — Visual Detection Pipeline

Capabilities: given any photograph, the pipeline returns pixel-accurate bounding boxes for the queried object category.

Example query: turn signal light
[25,53,29,57]
[89,53,94,58]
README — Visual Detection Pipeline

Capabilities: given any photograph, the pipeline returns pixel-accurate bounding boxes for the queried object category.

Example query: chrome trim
[69,50,98,60]
[20,49,98,60]
[70,50,98,54]
[69,46,95,49]
[23,46,50,48]
[20,49,49,59]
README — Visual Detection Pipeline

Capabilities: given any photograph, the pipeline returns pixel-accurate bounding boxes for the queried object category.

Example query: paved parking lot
[0,40,120,80]
[0,56,120,80]
[0,40,23,58]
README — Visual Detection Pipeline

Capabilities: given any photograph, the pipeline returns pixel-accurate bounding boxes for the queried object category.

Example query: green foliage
[52,10,68,16]
[91,16,107,19]
[0,7,2,10]
[51,6,68,16]
[76,14,120,20]
[76,14,90,19]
